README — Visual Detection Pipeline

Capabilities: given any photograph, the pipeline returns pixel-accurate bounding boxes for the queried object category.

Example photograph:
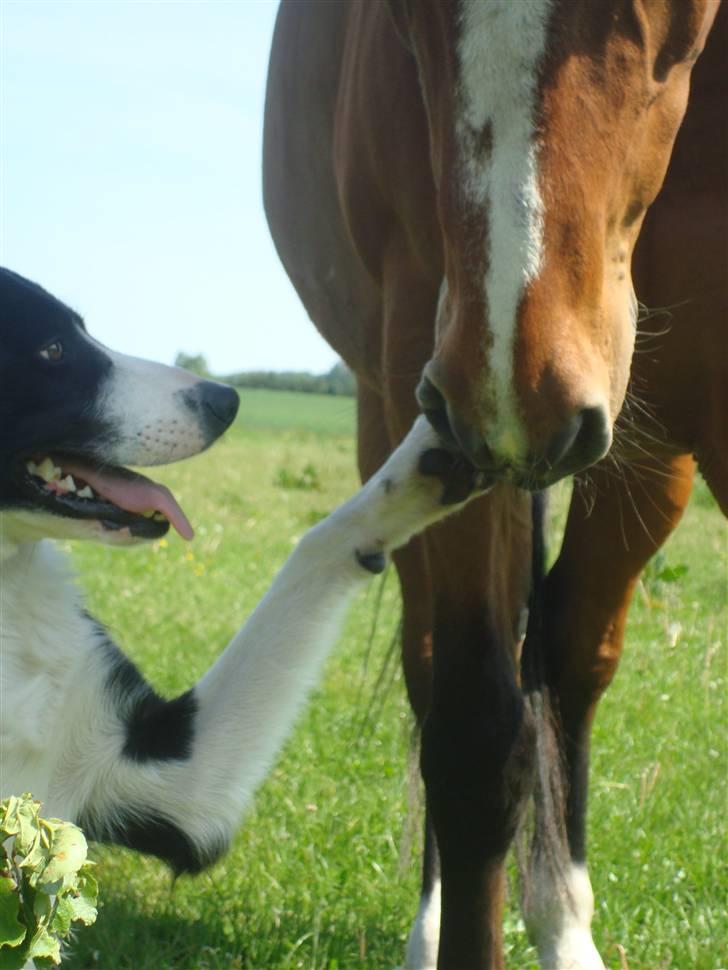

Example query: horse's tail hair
[519,490,570,902]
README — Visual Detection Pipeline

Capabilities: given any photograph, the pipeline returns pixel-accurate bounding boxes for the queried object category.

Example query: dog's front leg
[73,418,486,873]
[190,418,486,836]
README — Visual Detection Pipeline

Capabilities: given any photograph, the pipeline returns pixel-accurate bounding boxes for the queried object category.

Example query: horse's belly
[263,0,382,383]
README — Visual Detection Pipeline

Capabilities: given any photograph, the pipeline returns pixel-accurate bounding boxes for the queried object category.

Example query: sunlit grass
[235,387,356,437]
[63,394,726,970]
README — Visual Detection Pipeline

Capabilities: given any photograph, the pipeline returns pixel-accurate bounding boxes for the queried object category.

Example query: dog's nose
[197,381,240,435]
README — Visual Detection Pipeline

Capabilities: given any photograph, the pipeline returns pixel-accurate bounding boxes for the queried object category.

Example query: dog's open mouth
[21,455,194,540]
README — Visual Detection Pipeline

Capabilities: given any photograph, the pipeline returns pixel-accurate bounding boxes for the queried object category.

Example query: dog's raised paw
[419,447,493,506]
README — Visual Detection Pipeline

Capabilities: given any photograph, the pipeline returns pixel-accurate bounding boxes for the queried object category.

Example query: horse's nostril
[575,405,611,466]
[545,414,582,468]
[416,375,495,468]
[546,406,611,475]
[416,375,444,412]
[416,376,452,439]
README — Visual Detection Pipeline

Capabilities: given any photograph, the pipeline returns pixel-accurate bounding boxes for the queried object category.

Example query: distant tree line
[174,353,356,397]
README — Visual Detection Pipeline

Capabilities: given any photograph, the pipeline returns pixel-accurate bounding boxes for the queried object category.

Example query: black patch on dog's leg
[355,549,387,574]
[418,448,455,479]
[419,448,493,505]
[95,630,197,762]
[123,687,198,762]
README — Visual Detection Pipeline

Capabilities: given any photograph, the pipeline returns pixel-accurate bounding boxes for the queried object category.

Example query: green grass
[235,388,356,436]
[61,392,726,970]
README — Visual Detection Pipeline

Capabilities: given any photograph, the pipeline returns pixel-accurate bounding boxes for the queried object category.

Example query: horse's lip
[425,418,587,489]
[440,431,603,490]
[442,453,552,492]
[477,457,591,491]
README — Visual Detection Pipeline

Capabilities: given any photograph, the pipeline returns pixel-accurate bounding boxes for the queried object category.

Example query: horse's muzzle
[416,375,611,488]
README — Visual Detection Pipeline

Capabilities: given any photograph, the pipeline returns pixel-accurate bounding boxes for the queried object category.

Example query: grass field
[61,388,726,970]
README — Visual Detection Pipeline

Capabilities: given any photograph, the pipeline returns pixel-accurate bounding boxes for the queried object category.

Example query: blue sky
[1,0,339,375]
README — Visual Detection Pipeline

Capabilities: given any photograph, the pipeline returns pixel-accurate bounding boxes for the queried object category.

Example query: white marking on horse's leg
[524,861,605,970]
[457,1,553,458]
[404,876,441,970]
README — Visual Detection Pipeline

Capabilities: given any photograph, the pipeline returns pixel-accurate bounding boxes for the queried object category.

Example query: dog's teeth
[59,475,77,493]
[77,485,94,499]
[27,460,39,476]
[37,457,62,482]
[36,457,52,479]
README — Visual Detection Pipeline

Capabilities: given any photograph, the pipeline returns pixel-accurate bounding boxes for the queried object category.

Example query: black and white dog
[0,268,482,880]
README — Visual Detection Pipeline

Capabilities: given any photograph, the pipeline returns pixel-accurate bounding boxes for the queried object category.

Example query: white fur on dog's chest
[0,542,92,807]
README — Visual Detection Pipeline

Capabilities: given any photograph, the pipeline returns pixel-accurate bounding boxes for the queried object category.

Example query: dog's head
[0,268,239,546]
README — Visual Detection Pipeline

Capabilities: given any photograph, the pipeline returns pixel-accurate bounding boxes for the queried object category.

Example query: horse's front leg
[376,244,535,967]
[420,489,535,970]
[524,452,695,970]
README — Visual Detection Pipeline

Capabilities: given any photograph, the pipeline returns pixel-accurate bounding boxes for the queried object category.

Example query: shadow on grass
[62,891,406,970]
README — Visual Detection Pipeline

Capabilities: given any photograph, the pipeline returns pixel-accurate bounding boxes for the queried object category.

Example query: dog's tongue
[61,460,194,540]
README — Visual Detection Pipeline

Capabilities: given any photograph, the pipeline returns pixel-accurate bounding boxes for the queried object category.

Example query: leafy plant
[274,462,321,491]
[639,551,689,606]
[0,795,97,968]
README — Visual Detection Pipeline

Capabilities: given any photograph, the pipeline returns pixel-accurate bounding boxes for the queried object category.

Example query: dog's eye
[39,340,64,362]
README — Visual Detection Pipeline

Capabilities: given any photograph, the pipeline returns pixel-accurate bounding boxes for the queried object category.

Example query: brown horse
[533,4,727,967]
[263,2,723,968]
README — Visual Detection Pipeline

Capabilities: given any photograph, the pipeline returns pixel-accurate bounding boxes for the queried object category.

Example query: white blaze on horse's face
[456,0,552,462]
[413,0,718,487]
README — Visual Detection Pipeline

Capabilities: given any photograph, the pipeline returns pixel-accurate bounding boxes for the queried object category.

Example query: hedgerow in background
[0,795,98,968]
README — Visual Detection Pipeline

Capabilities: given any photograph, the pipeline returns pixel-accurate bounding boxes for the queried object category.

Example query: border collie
[0,268,485,881]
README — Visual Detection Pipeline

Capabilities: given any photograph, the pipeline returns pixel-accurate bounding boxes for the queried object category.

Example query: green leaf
[32,890,52,925]
[656,563,689,583]
[65,889,97,928]
[0,797,21,838]
[17,838,50,884]
[49,896,73,938]
[0,877,25,949]
[6,798,41,858]
[39,824,88,888]
[27,925,61,964]
[0,943,31,970]
[0,797,98,962]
